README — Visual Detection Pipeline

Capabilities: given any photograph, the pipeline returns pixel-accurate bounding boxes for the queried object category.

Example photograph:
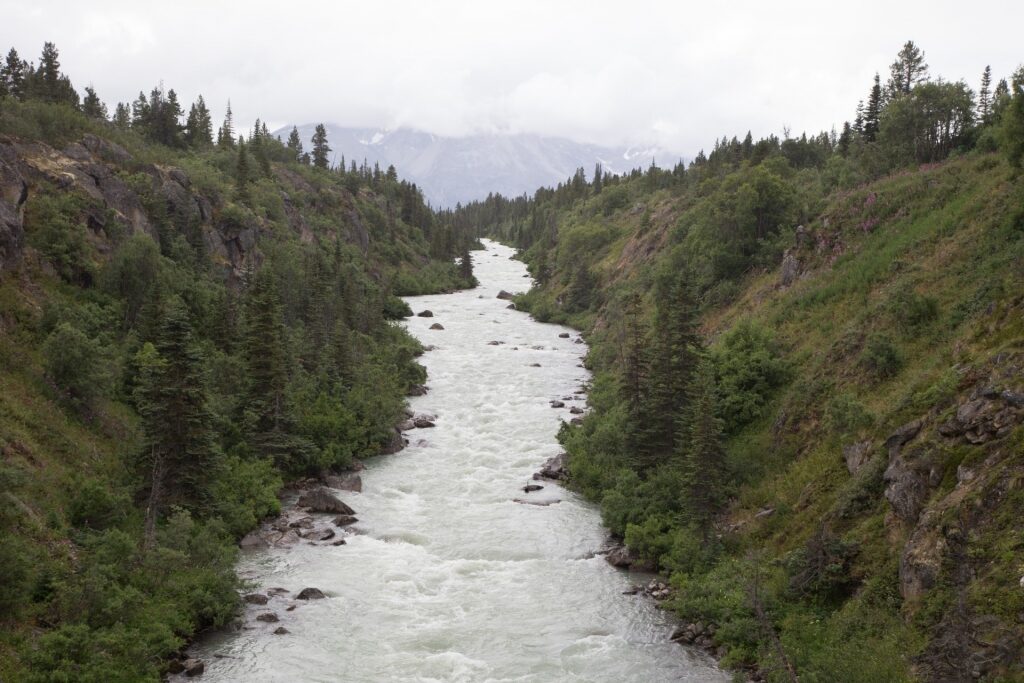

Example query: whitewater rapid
[190,239,726,682]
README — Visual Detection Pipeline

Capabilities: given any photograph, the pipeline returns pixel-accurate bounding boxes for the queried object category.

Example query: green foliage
[711,319,787,432]
[42,322,108,409]
[25,190,93,284]
[860,333,903,381]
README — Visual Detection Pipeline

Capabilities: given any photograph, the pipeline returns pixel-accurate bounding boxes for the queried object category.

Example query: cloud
[2,0,1021,156]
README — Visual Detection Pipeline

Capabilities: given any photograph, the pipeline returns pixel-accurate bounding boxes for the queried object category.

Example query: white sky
[3,0,1022,156]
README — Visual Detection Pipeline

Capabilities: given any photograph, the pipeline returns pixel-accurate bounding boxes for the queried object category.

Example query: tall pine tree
[311,123,331,169]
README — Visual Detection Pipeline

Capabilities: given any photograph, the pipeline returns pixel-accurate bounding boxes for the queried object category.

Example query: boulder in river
[323,472,362,492]
[506,303,517,310]
[407,384,428,396]
[298,488,355,515]
[550,400,565,408]
[523,484,544,492]
[416,310,434,317]
[256,612,279,622]
[273,626,290,635]
[333,514,358,527]
[558,332,570,338]
[429,323,445,330]
[605,544,634,568]
[537,453,568,480]
[413,416,436,428]
[297,587,326,600]
[569,406,584,415]
[183,658,205,677]
[496,290,514,300]
[243,593,269,605]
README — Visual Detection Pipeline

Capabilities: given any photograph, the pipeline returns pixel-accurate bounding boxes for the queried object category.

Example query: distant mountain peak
[273,124,671,207]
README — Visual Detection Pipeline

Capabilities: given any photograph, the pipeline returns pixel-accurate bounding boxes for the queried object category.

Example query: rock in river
[416,310,434,317]
[298,488,355,515]
[429,323,445,330]
[297,587,326,600]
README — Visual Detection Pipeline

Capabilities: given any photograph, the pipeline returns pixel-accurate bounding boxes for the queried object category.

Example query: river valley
[188,239,726,682]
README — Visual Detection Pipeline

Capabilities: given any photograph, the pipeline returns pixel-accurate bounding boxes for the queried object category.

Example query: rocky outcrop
[0,143,28,272]
[938,388,1024,444]
[323,473,362,492]
[841,440,873,475]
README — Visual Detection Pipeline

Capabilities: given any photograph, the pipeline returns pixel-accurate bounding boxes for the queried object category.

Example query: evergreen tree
[622,293,653,466]
[979,65,993,124]
[838,121,853,156]
[112,102,131,129]
[81,85,107,119]
[286,126,304,161]
[311,123,331,169]
[592,163,603,195]
[134,301,217,548]
[634,264,701,470]
[863,74,883,142]
[131,90,150,130]
[184,95,213,147]
[1,48,27,100]
[235,138,251,201]
[458,245,474,285]
[886,40,929,97]
[678,359,726,533]
[250,121,272,176]
[852,100,864,134]
[217,100,235,148]
[243,271,296,467]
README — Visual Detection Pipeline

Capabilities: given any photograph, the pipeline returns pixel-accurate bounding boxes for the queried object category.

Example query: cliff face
[500,153,1024,680]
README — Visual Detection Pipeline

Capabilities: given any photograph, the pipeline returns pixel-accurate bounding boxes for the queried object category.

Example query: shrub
[860,333,903,380]
[711,319,788,432]
[41,323,108,409]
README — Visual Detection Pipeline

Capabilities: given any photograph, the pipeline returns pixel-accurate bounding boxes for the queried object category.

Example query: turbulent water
[190,239,726,682]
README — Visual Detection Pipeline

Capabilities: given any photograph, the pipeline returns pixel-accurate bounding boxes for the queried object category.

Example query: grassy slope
[513,153,1024,680]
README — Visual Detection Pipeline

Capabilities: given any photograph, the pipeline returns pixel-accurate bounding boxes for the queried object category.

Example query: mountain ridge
[272,123,671,207]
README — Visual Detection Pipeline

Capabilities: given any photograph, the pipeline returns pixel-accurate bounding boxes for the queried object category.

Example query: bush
[711,319,788,432]
[860,333,903,380]
[41,323,108,409]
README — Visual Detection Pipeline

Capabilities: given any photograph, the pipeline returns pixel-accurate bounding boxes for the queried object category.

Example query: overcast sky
[3,0,1022,155]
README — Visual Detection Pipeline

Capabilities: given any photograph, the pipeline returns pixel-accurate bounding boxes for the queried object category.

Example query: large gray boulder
[298,488,355,515]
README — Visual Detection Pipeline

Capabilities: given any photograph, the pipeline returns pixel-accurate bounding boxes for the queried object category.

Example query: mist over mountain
[273,124,669,207]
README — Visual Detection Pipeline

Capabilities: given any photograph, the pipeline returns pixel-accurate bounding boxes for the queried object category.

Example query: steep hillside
[453,63,1024,681]
[0,95,473,681]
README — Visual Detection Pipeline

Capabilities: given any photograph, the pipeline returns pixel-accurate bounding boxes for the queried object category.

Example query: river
[188,239,726,682]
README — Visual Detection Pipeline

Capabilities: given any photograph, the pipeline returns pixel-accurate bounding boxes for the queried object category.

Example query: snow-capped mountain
[271,124,672,207]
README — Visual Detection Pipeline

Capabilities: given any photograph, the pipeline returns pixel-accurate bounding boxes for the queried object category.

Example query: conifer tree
[311,123,331,169]
[184,95,213,147]
[1001,68,1024,169]
[250,121,272,176]
[1,48,27,100]
[235,138,251,201]
[458,246,474,285]
[634,264,701,470]
[286,126,303,161]
[979,65,993,124]
[112,102,131,129]
[134,300,217,548]
[679,359,726,533]
[886,40,929,97]
[217,100,235,148]
[592,163,603,195]
[863,74,883,142]
[81,86,107,119]
[622,293,653,466]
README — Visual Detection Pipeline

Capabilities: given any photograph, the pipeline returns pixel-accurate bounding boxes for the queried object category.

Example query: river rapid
[189,239,726,682]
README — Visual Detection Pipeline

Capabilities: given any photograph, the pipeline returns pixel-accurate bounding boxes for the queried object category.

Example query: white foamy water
[190,239,726,682]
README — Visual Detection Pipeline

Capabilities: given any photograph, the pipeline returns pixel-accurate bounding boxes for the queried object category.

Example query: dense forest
[0,42,476,681]
[451,42,1024,681]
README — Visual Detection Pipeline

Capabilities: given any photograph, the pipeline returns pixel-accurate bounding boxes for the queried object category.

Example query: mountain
[272,124,668,207]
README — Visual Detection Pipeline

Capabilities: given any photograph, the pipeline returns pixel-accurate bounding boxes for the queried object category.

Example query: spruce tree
[863,74,882,142]
[134,300,217,548]
[36,42,61,102]
[184,95,213,147]
[979,65,993,124]
[235,138,251,201]
[635,263,701,470]
[250,121,272,176]
[311,123,331,169]
[458,245,474,285]
[1,48,26,100]
[622,293,653,467]
[286,126,304,161]
[679,359,726,533]
[112,102,131,129]
[243,271,293,465]
[81,86,107,119]
[218,100,235,148]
